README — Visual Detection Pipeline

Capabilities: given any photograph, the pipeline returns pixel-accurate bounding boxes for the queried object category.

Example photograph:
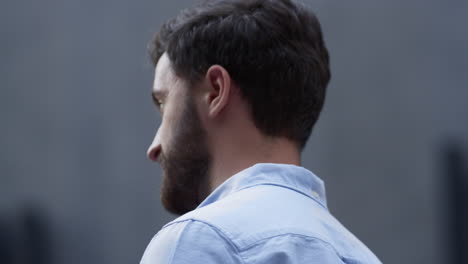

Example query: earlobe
[205,65,231,118]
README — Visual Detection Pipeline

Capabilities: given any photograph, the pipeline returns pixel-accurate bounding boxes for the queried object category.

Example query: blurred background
[1,0,467,263]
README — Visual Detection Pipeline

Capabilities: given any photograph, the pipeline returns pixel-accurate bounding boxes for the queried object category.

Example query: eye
[157,100,164,111]
[152,96,163,111]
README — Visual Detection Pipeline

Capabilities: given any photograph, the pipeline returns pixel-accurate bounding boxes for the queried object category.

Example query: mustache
[156,151,167,167]
[156,151,163,164]
[155,147,172,172]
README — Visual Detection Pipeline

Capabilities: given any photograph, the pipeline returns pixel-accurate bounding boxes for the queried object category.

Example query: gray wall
[1,0,467,263]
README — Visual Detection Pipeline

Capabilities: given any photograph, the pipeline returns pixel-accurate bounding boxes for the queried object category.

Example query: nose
[147,128,162,162]
[147,144,161,162]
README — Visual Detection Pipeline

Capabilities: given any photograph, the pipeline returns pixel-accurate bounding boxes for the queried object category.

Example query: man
[142,0,381,263]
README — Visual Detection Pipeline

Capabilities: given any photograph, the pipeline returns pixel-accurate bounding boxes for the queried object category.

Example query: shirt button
[311,191,320,200]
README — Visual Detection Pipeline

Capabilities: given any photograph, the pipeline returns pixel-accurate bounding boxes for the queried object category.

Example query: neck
[207,135,301,192]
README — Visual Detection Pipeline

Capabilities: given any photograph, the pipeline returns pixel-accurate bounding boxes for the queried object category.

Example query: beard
[158,95,212,215]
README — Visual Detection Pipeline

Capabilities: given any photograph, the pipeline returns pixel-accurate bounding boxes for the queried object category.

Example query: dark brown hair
[149,0,331,150]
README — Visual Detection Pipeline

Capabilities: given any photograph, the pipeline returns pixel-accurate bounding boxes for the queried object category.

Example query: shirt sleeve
[140,220,244,264]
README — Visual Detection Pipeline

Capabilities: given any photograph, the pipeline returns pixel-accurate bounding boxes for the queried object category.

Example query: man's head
[147,0,330,215]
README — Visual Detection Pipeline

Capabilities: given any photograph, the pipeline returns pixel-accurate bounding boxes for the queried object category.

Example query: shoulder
[173,184,333,249]
[141,218,346,264]
[141,185,381,263]
[144,185,341,261]
[140,219,244,264]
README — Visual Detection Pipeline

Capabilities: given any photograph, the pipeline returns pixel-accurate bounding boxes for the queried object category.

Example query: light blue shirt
[141,163,381,263]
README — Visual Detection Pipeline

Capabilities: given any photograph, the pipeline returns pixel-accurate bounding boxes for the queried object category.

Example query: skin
[147,53,301,215]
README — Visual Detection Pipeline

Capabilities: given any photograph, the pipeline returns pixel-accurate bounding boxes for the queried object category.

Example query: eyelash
[152,96,164,110]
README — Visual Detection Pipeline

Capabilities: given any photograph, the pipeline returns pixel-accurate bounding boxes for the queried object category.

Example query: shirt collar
[197,163,327,209]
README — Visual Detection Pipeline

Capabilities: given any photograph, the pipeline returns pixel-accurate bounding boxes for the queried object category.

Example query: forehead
[153,53,179,94]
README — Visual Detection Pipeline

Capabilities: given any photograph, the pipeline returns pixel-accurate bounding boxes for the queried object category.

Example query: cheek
[157,119,174,150]
[158,90,189,149]
[158,108,181,150]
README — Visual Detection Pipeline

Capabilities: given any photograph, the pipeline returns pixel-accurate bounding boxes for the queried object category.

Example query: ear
[204,65,232,118]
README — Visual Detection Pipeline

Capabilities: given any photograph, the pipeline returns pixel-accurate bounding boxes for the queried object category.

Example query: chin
[160,169,204,215]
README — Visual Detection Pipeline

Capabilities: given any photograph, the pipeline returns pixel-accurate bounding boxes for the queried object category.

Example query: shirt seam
[166,220,192,264]
[163,219,352,261]
[164,219,247,264]
[240,232,346,260]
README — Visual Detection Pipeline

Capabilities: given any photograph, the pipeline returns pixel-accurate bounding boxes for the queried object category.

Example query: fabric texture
[140,163,381,264]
